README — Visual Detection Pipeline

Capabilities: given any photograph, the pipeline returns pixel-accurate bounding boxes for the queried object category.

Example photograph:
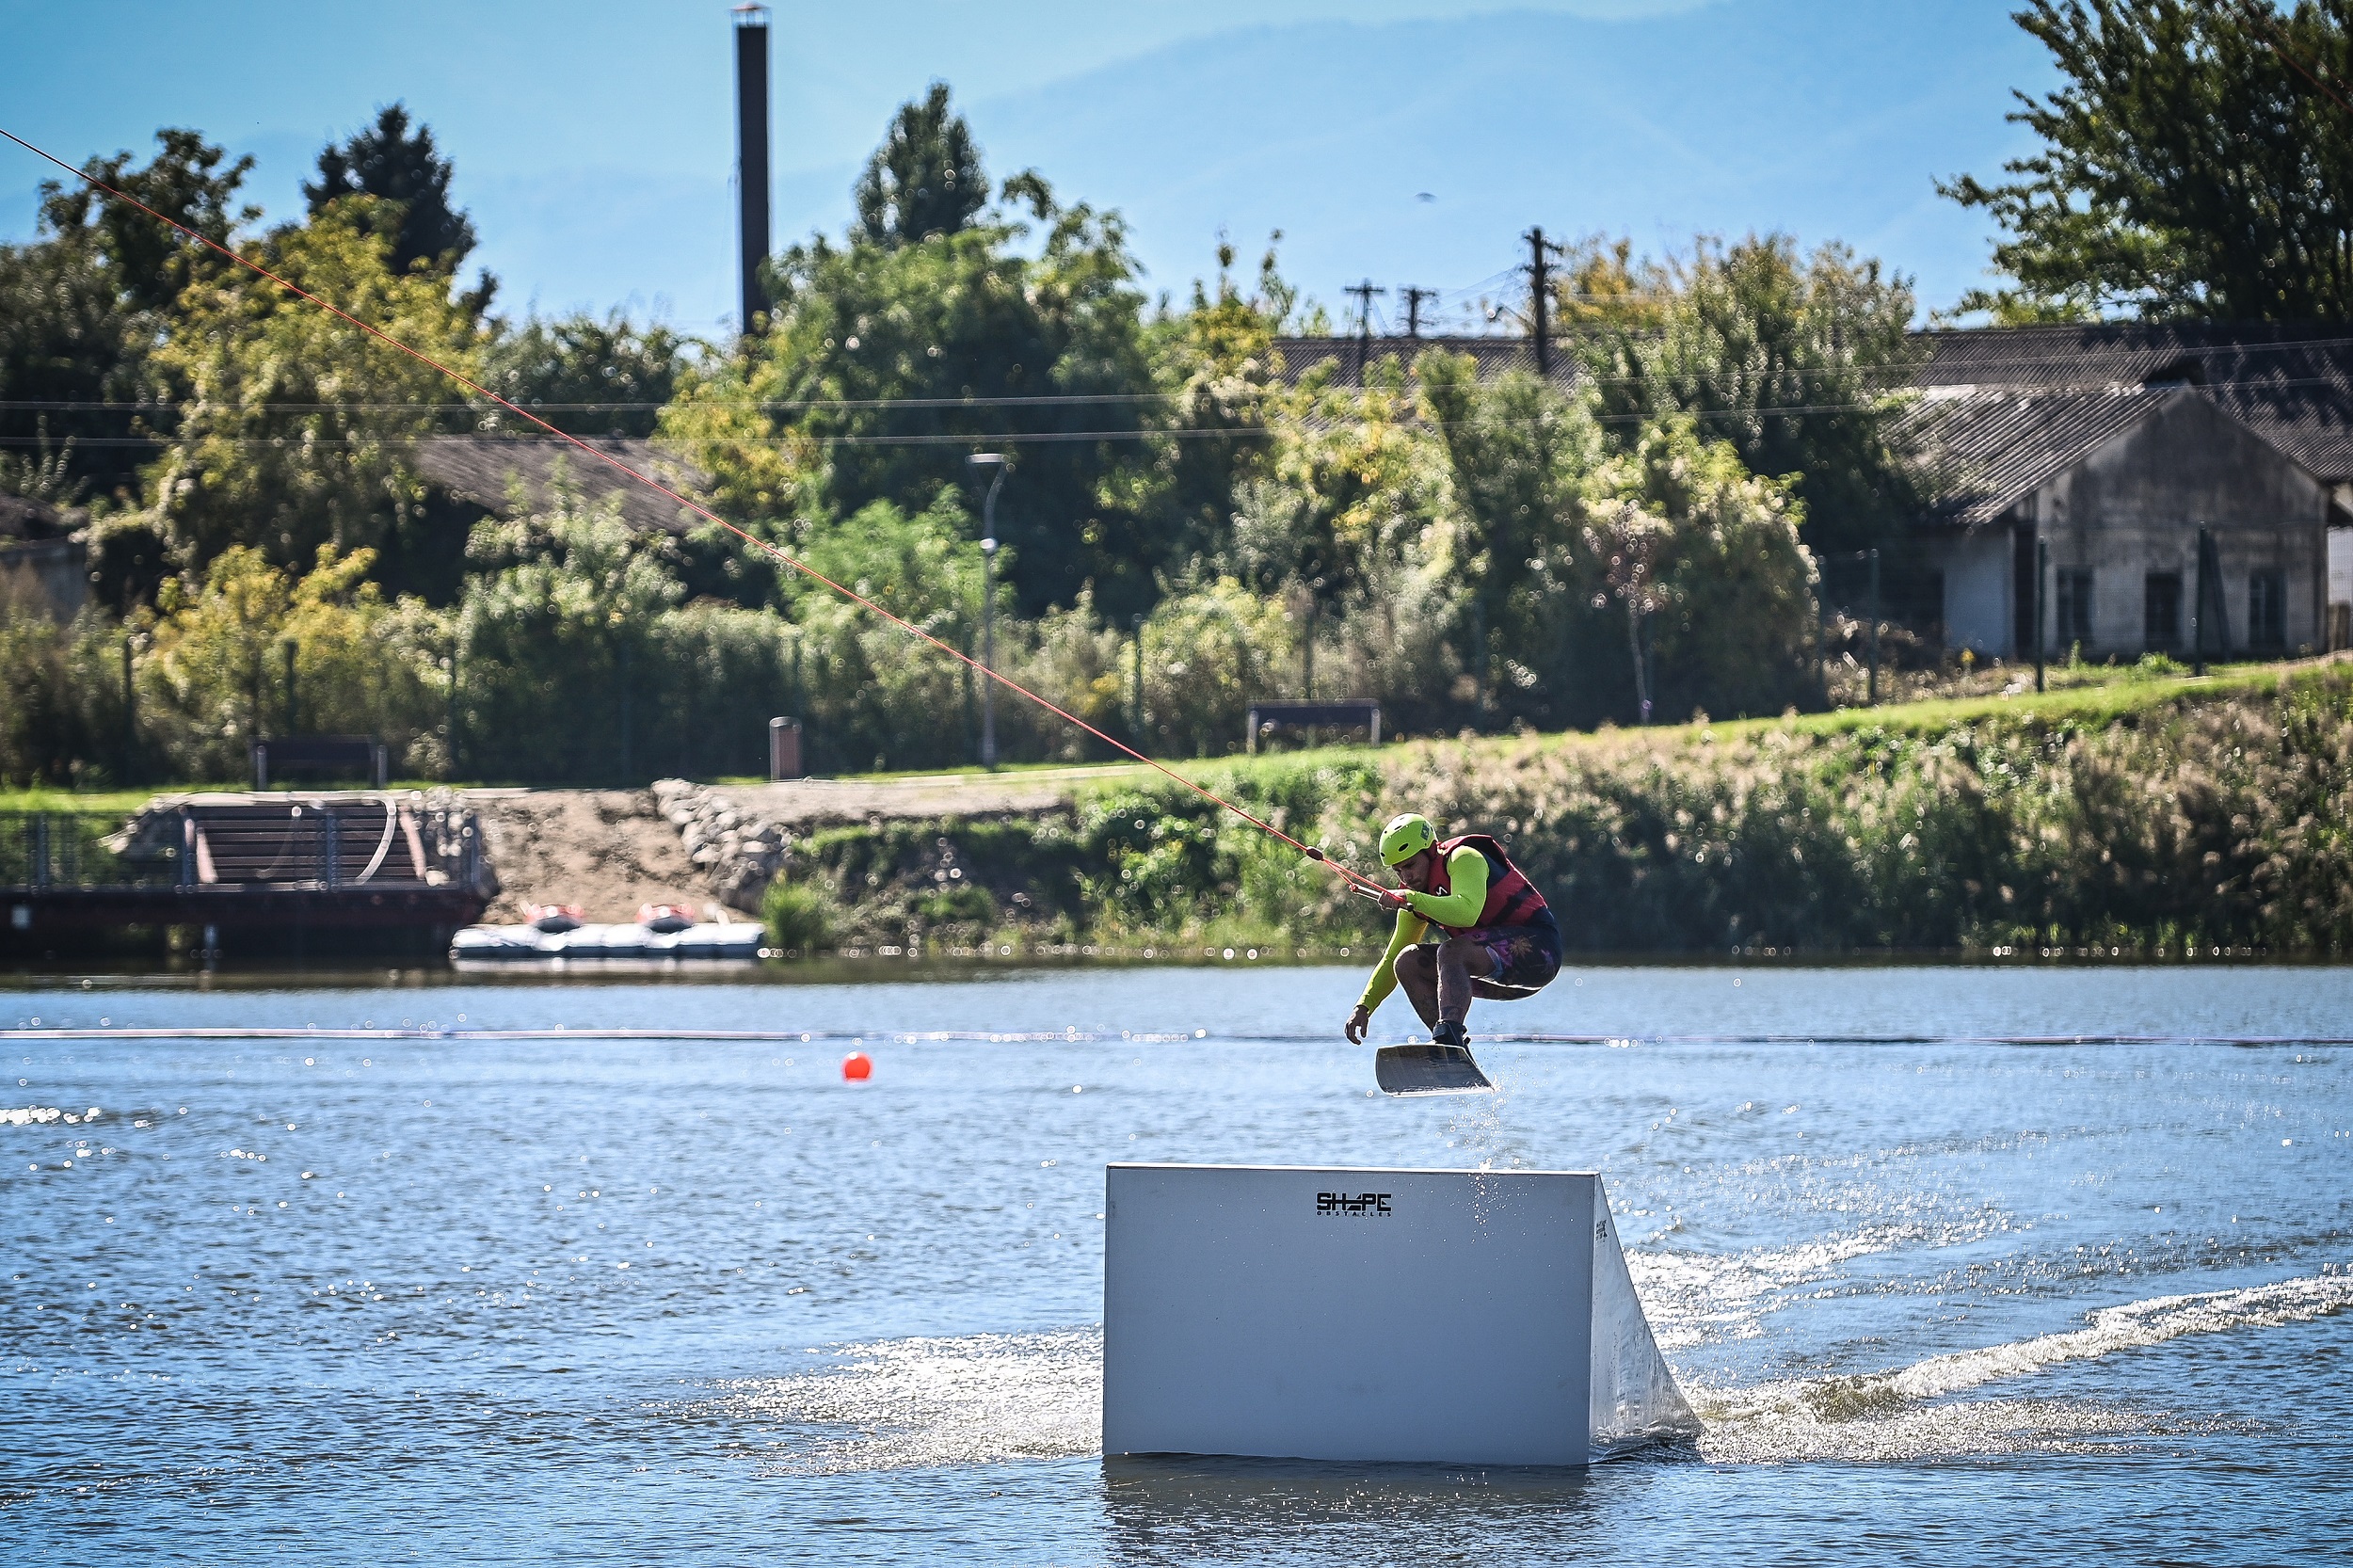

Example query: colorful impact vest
[1426,834,1552,935]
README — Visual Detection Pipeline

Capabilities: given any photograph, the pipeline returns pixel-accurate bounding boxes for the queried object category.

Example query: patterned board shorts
[1466,920,1563,994]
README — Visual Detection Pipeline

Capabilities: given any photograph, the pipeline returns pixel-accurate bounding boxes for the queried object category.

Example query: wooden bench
[250,735,388,789]
[1244,699,1382,753]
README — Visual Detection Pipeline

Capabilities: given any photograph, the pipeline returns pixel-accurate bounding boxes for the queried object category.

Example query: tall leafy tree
[38,128,257,314]
[1419,353,1602,725]
[306,104,492,312]
[853,83,987,248]
[481,312,689,438]
[4,131,259,503]
[1943,0,2353,320]
[1583,418,1817,724]
[1146,237,1296,569]
[144,197,485,573]
[1234,355,1444,609]
[1577,235,1926,561]
[667,98,1158,617]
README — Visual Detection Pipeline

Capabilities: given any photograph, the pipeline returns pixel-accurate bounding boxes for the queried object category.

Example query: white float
[1102,1163,1697,1466]
[448,920,763,962]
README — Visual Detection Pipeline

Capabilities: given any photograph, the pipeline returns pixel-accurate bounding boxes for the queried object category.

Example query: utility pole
[1401,285,1437,339]
[1866,548,1881,706]
[1344,280,1385,384]
[2193,524,2222,677]
[1524,227,1559,377]
[968,454,1008,766]
[618,637,632,782]
[121,633,136,783]
[1303,578,1323,700]
[1129,613,1145,742]
[2034,536,2049,694]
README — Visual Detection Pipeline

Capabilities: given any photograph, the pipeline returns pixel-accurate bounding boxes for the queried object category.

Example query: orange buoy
[841,1051,873,1081]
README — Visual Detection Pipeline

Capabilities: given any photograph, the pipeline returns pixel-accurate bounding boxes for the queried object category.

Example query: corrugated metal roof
[1917,322,2353,484]
[1901,385,2176,530]
[411,436,711,536]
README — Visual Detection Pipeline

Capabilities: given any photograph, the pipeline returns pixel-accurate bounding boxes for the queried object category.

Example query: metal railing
[2,802,485,892]
[0,813,176,890]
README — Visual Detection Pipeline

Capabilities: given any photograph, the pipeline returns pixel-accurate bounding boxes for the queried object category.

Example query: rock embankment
[652,778,792,913]
[650,773,1090,913]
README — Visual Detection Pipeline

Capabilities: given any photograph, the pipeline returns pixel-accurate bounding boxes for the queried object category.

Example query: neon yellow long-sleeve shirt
[1355,844,1489,1009]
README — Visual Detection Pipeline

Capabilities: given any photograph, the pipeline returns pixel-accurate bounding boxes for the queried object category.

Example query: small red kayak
[527,904,584,934]
[636,902,697,934]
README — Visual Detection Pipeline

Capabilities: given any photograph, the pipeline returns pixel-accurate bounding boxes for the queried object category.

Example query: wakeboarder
[1344,812,1561,1094]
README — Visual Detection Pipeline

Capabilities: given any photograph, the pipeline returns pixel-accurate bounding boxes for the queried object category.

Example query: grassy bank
[767,658,2353,959]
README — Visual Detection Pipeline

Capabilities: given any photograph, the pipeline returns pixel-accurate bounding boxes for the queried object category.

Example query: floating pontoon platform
[449,921,764,962]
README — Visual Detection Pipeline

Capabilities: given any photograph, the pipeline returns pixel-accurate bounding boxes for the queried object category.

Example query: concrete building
[1268,321,2353,657]
[0,493,88,619]
[1911,324,2353,661]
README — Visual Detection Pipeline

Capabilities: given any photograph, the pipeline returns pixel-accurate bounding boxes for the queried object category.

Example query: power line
[17,331,2348,418]
[10,379,2289,455]
[0,122,1391,896]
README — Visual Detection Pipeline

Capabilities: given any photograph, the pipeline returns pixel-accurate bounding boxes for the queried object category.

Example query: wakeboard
[1374,1041,1495,1096]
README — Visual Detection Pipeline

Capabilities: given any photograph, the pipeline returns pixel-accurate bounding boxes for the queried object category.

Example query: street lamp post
[1129,611,1145,741]
[968,454,1007,767]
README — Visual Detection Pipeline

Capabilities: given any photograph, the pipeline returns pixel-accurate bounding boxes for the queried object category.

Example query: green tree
[306,104,492,312]
[0,246,125,500]
[666,144,1157,616]
[853,82,987,248]
[1583,417,1817,723]
[1943,1,2353,321]
[481,311,689,438]
[4,131,258,502]
[1233,357,1443,607]
[1145,236,1296,568]
[143,197,486,573]
[39,128,257,315]
[1577,234,1926,561]
[0,573,128,787]
[136,543,443,779]
[1419,353,1602,726]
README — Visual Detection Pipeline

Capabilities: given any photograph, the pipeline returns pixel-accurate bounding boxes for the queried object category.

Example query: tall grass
[774,665,2353,956]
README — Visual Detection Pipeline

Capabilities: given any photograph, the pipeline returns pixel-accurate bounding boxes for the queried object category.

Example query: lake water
[4,963,2351,1564]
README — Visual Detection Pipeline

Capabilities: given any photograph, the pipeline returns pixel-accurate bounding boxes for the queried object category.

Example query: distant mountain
[234,0,2049,331]
[960,0,2049,320]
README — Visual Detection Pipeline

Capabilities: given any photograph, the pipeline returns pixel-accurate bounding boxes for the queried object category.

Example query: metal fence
[0,813,174,890]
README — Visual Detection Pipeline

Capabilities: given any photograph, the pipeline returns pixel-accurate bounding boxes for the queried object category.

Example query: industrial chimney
[733,4,772,335]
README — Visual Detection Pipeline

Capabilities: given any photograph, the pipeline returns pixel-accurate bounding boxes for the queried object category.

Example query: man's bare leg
[1394,937,1499,1033]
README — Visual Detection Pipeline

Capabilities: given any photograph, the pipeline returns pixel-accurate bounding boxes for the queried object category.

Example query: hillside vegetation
[769,660,2353,959]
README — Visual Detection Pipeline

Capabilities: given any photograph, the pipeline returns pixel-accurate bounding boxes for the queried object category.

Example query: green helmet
[1378,812,1438,867]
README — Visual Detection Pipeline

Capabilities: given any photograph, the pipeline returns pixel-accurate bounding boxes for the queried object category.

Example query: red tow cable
[0,126,1383,895]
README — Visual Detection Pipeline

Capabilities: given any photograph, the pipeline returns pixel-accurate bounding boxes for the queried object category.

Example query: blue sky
[0,0,2055,334]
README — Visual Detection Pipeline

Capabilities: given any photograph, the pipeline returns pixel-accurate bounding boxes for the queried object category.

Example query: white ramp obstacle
[1102,1163,1697,1466]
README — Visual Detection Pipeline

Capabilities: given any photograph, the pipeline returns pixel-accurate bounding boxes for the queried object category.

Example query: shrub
[760,879,836,955]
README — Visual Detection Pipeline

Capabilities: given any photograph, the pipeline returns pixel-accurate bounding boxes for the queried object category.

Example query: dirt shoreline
[463,776,1080,923]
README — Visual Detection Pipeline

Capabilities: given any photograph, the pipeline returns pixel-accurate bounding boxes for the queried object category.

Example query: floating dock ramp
[1103,1163,1697,1466]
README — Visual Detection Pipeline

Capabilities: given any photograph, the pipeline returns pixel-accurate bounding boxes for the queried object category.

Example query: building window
[2249,569,2287,648]
[2055,568,2094,649]
[2144,572,2182,648]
